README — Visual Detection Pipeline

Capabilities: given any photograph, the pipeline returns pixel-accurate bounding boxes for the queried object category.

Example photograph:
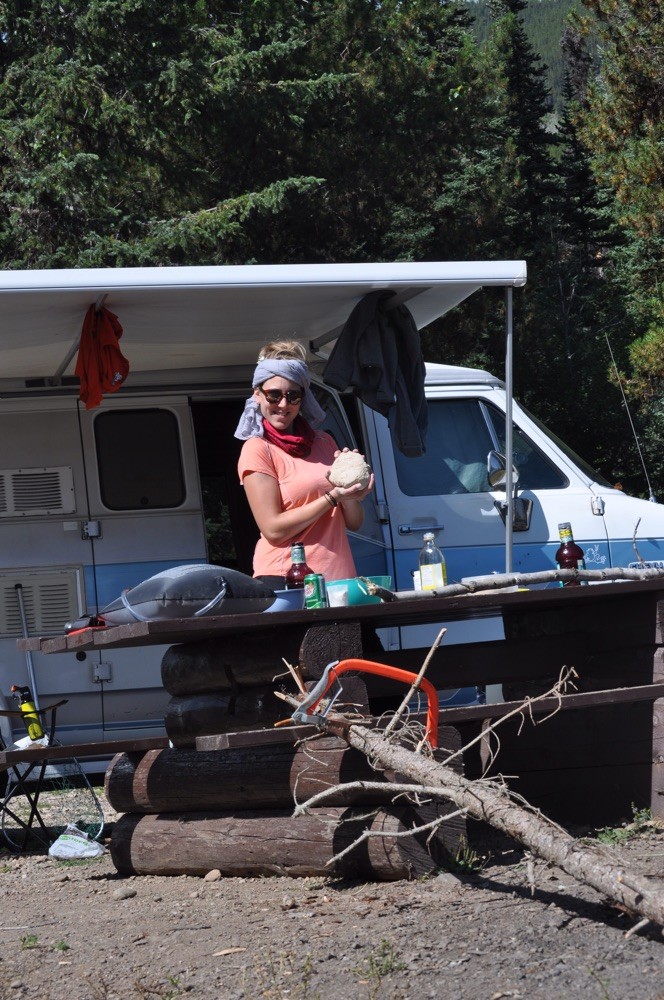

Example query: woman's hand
[327,448,374,500]
[327,473,375,503]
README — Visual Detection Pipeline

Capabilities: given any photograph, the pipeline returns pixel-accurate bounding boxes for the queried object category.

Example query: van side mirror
[487,450,532,532]
[487,450,520,490]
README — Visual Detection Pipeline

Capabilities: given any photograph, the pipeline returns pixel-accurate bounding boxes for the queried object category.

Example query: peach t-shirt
[238,432,357,581]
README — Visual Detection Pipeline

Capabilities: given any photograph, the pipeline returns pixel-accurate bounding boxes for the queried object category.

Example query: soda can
[304,574,327,609]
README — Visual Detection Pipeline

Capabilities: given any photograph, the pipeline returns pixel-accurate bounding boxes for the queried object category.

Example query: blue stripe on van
[391,539,613,592]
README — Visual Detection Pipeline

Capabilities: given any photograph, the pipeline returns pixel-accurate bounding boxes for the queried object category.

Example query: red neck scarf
[263,415,315,457]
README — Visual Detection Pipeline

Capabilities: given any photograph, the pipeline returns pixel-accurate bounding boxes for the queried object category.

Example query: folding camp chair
[0,700,104,852]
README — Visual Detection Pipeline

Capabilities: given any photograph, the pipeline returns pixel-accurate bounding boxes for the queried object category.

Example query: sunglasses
[259,388,304,405]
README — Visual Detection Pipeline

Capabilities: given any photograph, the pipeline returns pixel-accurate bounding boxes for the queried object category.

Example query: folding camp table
[0,699,67,851]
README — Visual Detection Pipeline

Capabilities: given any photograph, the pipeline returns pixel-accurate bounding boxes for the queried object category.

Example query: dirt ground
[1,788,664,1000]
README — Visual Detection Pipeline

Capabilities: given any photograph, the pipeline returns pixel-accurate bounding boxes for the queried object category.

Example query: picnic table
[17,578,664,825]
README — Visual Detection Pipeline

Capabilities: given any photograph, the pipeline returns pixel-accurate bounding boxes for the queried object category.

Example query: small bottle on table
[285,542,312,590]
[418,532,447,591]
[555,522,586,587]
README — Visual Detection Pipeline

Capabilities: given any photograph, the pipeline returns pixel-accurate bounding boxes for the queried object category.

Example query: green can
[304,574,327,609]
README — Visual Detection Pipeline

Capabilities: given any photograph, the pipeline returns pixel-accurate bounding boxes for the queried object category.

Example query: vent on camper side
[0,570,84,637]
[0,466,75,517]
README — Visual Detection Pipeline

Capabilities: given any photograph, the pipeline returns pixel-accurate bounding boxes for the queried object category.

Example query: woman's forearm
[338,497,365,532]
[245,475,339,545]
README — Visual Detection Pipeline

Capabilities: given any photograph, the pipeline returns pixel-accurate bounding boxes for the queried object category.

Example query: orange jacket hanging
[75,305,130,409]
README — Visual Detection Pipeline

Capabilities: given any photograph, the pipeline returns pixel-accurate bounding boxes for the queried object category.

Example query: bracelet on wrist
[324,491,338,508]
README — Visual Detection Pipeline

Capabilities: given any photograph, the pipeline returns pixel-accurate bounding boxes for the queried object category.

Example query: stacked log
[110,807,453,880]
[161,622,364,746]
[105,623,467,880]
[106,722,466,880]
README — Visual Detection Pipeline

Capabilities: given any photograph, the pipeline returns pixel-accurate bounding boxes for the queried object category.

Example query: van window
[484,405,568,490]
[393,399,567,496]
[312,384,355,450]
[95,409,185,510]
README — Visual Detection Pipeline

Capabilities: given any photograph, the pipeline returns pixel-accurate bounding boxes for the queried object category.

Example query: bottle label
[291,543,305,564]
[420,563,446,590]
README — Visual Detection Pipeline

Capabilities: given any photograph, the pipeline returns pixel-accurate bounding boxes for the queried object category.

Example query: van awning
[0,261,526,388]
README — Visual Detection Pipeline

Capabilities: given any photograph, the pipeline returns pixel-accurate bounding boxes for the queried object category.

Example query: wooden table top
[17,578,664,654]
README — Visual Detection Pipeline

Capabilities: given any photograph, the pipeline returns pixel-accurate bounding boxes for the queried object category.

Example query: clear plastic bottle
[418,532,447,591]
[285,542,312,589]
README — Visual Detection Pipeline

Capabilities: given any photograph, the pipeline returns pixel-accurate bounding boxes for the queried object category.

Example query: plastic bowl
[264,588,305,613]
[328,576,392,606]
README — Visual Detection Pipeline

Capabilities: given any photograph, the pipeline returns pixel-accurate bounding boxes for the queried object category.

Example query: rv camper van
[1,260,663,755]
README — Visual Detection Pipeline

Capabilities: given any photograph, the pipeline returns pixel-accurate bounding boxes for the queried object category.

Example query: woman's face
[254,376,304,434]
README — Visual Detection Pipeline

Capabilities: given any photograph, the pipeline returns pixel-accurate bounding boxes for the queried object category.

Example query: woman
[235,340,374,586]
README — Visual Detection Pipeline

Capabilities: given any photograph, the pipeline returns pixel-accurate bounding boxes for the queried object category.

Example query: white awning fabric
[0,261,526,385]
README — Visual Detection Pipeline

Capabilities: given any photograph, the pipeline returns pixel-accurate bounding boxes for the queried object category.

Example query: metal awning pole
[505,287,514,573]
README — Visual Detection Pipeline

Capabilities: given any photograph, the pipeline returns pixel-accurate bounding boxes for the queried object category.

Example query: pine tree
[0,0,490,270]
[571,0,664,495]
[484,0,557,252]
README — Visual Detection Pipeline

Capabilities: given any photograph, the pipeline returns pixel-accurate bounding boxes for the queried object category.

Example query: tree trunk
[160,622,363,694]
[164,688,285,746]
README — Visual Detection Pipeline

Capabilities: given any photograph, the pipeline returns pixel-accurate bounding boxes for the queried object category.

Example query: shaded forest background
[0,0,661,497]
[471,0,581,112]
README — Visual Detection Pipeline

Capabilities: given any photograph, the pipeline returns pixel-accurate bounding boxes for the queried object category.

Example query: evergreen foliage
[0,0,661,496]
[469,0,583,113]
[0,0,489,268]
[571,0,664,494]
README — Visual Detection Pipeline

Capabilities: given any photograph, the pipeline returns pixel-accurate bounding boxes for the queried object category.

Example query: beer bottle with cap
[285,542,312,590]
[555,522,586,586]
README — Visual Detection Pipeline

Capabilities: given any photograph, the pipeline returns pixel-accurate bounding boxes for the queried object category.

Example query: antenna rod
[605,333,656,503]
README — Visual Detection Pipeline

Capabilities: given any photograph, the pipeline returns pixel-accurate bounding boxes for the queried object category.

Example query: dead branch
[327,808,467,866]
[375,565,664,601]
[382,626,447,743]
[281,691,664,929]
[441,665,577,776]
[293,778,465,814]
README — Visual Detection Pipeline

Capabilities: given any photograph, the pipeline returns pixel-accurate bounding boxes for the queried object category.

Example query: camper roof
[0,260,526,389]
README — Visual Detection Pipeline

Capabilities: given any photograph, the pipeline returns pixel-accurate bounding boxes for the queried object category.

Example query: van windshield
[517,406,614,488]
[393,398,567,496]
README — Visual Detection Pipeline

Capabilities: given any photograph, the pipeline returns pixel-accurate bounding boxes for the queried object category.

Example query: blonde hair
[257,339,307,362]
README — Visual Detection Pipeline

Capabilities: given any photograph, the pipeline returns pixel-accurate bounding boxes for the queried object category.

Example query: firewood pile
[105,635,465,880]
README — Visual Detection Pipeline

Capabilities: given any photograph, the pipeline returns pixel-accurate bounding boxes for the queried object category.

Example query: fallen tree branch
[366,565,664,602]
[280,691,664,929]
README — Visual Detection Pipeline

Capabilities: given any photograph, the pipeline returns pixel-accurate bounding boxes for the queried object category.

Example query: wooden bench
[0,735,169,770]
[0,709,169,852]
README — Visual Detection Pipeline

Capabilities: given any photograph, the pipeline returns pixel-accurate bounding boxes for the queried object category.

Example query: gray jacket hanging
[323,290,428,457]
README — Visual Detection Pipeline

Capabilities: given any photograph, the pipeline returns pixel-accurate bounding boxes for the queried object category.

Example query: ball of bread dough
[329,452,372,490]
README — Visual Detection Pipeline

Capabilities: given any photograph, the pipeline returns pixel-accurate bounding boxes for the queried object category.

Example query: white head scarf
[234,358,326,440]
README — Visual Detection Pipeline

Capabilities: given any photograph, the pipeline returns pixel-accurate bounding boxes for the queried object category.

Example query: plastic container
[327,576,392,606]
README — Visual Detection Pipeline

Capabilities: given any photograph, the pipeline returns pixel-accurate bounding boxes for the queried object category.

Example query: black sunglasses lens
[263,390,303,404]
